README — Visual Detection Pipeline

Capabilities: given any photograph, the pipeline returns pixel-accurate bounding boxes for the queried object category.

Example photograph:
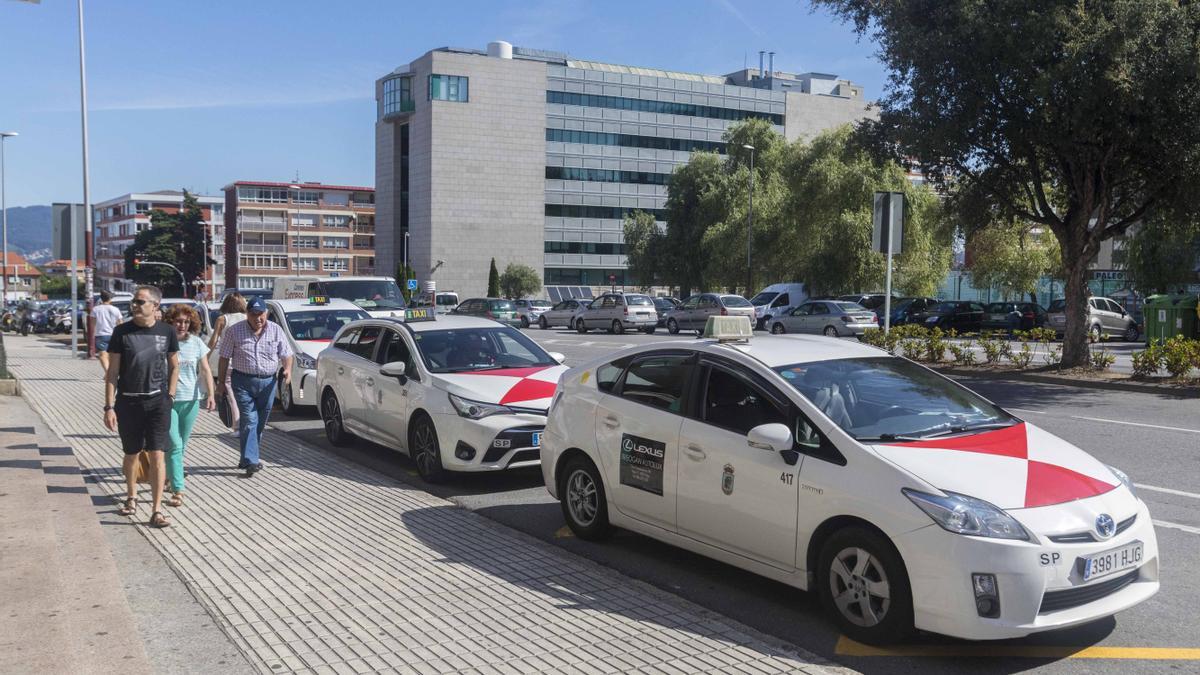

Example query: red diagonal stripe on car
[885,423,1029,459]
[498,377,558,405]
[1024,460,1117,508]
[460,366,550,378]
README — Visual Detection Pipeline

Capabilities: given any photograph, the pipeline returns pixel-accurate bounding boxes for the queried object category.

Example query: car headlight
[448,392,513,419]
[1107,465,1136,499]
[903,488,1032,541]
[294,353,316,369]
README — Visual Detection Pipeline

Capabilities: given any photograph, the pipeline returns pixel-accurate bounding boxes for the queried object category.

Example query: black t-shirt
[108,320,179,395]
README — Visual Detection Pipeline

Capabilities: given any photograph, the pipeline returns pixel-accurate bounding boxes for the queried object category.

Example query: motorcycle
[17,305,50,336]
[49,305,74,334]
[0,307,16,332]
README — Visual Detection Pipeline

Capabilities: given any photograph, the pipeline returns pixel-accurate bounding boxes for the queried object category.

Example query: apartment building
[375,42,875,297]
[93,191,224,294]
[221,181,376,291]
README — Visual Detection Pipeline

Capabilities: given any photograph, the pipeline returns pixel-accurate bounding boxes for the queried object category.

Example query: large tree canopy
[815,0,1200,365]
[124,191,213,297]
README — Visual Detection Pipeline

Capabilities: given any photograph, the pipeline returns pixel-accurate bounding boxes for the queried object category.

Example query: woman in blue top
[164,304,216,507]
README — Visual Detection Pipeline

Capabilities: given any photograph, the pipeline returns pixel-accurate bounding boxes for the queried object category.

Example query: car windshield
[721,295,752,307]
[415,327,558,373]
[929,302,959,314]
[625,295,653,306]
[835,302,866,312]
[775,357,1015,441]
[318,280,406,310]
[436,295,458,306]
[285,310,369,340]
[488,300,515,312]
[859,296,887,309]
[1047,299,1066,312]
[530,300,551,308]
[750,291,778,306]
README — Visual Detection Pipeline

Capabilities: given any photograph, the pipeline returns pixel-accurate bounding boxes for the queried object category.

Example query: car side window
[701,366,787,436]
[618,354,692,413]
[970,303,985,312]
[772,293,790,308]
[680,296,699,310]
[333,327,359,350]
[596,358,628,393]
[1107,299,1123,313]
[811,303,829,315]
[697,296,715,309]
[376,329,411,365]
[791,304,810,316]
[346,326,382,361]
[306,282,322,297]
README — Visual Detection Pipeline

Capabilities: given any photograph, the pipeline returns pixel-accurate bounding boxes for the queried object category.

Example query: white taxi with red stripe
[265,297,370,415]
[316,312,567,483]
[541,317,1158,643]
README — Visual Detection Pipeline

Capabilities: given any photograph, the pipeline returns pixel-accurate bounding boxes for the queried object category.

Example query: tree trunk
[1060,255,1092,368]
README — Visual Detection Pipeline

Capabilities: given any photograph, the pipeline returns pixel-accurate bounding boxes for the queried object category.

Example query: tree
[622,210,665,291]
[663,152,727,297]
[498,263,541,299]
[39,275,84,299]
[966,223,1059,301]
[1122,211,1200,295]
[123,191,214,297]
[815,0,1200,366]
[394,262,417,303]
[486,258,500,297]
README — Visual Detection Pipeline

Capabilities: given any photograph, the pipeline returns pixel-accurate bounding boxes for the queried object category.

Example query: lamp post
[743,144,756,297]
[289,183,301,276]
[0,132,16,305]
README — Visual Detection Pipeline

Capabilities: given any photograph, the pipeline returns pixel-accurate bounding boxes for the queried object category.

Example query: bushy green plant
[1008,342,1035,368]
[1041,343,1062,368]
[978,334,1010,364]
[1090,347,1117,371]
[922,327,948,362]
[1161,336,1199,378]
[900,338,925,361]
[948,340,978,367]
[1131,345,1163,378]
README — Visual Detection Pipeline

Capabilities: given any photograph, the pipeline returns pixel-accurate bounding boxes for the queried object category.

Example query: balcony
[240,244,287,253]
[240,219,288,232]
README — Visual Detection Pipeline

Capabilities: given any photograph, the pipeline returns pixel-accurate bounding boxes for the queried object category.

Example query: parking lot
[268,327,1200,673]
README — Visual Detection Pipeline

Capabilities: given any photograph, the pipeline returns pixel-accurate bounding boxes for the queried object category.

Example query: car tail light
[623,306,629,315]
[721,307,728,316]
[840,315,853,323]
[1023,312,1034,319]
[872,315,879,323]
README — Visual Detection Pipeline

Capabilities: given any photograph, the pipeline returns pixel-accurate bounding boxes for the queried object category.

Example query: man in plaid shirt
[215,297,293,476]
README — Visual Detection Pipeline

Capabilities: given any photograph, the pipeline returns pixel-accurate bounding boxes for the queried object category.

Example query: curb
[0,378,20,396]
[932,365,1200,398]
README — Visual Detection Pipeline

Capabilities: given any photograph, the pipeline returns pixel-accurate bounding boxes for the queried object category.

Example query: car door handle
[366,377,375,386]
[602,415,619,429]
[683,444,706,460]
[336,366,344,375]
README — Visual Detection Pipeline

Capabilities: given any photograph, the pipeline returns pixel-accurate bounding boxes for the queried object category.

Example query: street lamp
[288,183,301,276]
[743,144,755,297]
[0,131,17,305]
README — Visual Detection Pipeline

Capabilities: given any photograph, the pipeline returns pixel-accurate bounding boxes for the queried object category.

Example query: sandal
[149,511,171,528]
[118,497,136,516]
[166,493,184,508]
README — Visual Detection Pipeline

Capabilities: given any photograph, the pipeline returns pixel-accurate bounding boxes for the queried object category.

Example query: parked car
[513,299,552,328]
[909,301,986,333]
[414,291,460,316]
[1046,297,1139,341]
[664,293,757,335]
[576,292,657,334]
[537,297,590,330]
[452,298,520,327]
[836,294,892,319]
[887,297,940,326]
[982,302,1049,332]
[652,297,679,328]
[768,300,878,337]
[750,283,809,330]
[263,298,370,415]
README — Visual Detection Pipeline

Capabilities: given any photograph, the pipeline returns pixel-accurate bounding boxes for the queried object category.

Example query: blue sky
[0,0,883,207]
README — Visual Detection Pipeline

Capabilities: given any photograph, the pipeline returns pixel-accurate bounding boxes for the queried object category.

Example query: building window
[429,74,468,102]
[323,215,350,228]
[238,187,291,203]
[545,166,671,186]
[135,202,150,214]
[293,214,316,228]
[546,128,724,153]
[544,267,633,286]
[292,237,319,249]
[294,191,320,204]
[545,204,667,220]
[545,241,627,255]
[322,237,349,249]
[547,91,784,126]
[382,75,414,116]
[293,257,318,271]
[322,259,349,271]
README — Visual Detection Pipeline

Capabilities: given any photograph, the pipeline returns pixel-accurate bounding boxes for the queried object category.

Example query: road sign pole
[883,196,894,335]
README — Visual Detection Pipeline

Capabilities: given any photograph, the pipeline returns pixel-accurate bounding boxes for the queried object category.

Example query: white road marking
[1069,415,1200,435]
[1136,484,1200,500]
[1153,520,1200,536]
[1009,407,1045,415]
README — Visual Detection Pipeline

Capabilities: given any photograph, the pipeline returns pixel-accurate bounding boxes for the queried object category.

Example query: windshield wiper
[854,433,929,443]
[918,421,1017,438]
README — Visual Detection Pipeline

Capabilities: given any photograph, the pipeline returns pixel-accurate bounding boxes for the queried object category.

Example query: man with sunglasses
[103,285,180,528]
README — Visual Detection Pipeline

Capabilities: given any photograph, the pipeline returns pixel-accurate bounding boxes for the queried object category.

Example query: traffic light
[133,258,141,270]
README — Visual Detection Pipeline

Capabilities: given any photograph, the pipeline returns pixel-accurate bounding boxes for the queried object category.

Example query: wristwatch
[103,404,113,411]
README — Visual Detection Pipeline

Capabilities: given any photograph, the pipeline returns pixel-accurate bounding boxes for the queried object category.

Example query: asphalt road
[268,327,1200,674]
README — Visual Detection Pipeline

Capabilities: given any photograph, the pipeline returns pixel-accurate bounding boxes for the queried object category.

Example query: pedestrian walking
[164,303,216,507]
[215,296,292,476]
[92,290,123,375]
[209,293,247,428]
[102,285,179,528]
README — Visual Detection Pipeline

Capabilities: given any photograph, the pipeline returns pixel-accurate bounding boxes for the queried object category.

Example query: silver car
[1047,297,1139,341]
[575,292,657,334]
[513,299,552,328]
[664,293,757,335]
[769,300,878,337]
[537,298,590,330]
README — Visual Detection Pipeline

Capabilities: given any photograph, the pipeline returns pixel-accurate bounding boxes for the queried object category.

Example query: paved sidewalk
[7,336,850,675]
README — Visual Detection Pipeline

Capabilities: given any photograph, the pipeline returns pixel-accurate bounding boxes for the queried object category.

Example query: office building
[375,42,875,297]
[221,181,376,291]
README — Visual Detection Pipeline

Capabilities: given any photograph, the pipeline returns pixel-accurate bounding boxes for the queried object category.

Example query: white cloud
[712,0,764,38]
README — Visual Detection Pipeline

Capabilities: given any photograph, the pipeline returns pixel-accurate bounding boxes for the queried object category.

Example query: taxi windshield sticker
[620,434,665,496]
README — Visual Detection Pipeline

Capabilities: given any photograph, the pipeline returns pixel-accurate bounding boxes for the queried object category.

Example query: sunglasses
[131,298,156,307]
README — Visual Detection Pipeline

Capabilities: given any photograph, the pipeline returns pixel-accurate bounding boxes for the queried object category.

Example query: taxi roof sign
[309,295,329,305]
[404,307,437,322]
[703,315,752,343]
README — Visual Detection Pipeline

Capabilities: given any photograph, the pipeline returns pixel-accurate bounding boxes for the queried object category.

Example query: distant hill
[2,205,53,254]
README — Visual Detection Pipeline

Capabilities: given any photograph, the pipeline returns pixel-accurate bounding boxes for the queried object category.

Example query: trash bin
[1143,294,1199,345]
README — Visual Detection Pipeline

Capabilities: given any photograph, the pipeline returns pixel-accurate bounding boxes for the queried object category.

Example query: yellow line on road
[554,526,575,538]
[835,636,1200,660]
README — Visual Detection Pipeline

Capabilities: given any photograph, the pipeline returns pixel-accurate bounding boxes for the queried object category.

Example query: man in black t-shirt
[104,285,180,528]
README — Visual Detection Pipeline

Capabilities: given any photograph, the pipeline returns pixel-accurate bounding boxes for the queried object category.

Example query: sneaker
[237,460,249,470]
[246,463,262,476]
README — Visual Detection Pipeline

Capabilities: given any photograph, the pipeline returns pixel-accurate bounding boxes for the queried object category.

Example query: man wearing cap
[215,296,293,476]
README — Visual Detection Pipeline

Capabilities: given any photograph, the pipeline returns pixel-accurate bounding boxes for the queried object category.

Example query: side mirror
[746,423,793,453]
[547,351,566,364]
[380,361,407,381]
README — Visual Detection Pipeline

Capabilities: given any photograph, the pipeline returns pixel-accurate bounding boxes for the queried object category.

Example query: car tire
[824,326,839,338]
[1089,324,1102,343]
[559,455,613,541]
[818,526,913,645]
[520,316,530,328]
[611,320,624,335]
[409,413,447,484]
[280,382,301,417]
[321,390,354,447]
[771,322,786,335]
[1123,323,1139,342]
[538,315,548,330]
[576,319,588,334]
[667,319,680,335]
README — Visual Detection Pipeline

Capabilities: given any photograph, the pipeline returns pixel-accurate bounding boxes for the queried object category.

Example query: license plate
[1080,540,1143,581]
[531,432,542,447]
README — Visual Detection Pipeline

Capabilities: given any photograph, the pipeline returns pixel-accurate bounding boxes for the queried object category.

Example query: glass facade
[548,91,783,125]
[382,76,413,116]
[545,241,627,255]
[545,267,636,286]
[546,128,724,153]
[545,204,667,220]
[545,166,670,186]
[429,74,468,102]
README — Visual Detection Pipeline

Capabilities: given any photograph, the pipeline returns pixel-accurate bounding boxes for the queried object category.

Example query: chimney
[758,51,765,80]
[487,41,513,59]
[768,52,775,78]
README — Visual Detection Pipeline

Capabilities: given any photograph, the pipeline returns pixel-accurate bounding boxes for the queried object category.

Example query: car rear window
[985,303,1010,313]
[720,295,752,307]
[1047,299,1066,312]
[835,302,866,312]
[488,300,514,311]
[625,295,653,306]
[930,302,958,313]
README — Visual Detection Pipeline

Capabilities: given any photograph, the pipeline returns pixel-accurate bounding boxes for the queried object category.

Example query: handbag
[127,450,154,484]
[217,391,234,428]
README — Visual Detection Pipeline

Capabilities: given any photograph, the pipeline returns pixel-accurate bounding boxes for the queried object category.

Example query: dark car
[652,297,679,328]
[451,297,520,326]
[888,297,940,326]
[982,302,1048,331]
[837,294,890,315]
[910,301,985,332]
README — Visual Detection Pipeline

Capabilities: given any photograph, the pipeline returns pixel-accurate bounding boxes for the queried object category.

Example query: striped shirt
[219,319,293,376]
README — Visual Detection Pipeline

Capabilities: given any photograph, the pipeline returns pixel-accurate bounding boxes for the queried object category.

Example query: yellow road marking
[554,526,575,539]
[835,636,1200,660]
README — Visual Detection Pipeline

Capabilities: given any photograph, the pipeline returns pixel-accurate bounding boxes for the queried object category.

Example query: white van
[414,291,460,316]
[272,276,406,318]
[750,282,809,330]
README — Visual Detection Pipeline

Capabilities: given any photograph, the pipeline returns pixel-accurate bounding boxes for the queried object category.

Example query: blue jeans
[231,372,276,467]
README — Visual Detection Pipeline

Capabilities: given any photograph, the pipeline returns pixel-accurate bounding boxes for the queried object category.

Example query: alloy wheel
[566,468,599,527]
[829,546,892,628]
[771,323,785,335]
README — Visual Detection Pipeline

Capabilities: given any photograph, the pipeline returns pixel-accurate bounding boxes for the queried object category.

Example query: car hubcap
[825,327,838,337]
[415,423,438,474]
[830,547,890,627]
[772,324,784,334]
[323,396,341,438]
[566,469,598,526]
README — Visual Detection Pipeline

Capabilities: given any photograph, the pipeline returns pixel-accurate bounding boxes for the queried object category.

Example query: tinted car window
[1047,299,1066,312]
[345,326,382,360]
[333,326,359,349]
[286,310,370,340]
[619,354,692,413]
[811,303,831,315]
[597,360,626,393]
[835,302,866,312]
[698,296,716,309]
[930,302,958,314]
[625,295,653,306]
[721,295,752,307]
[376,330,416,375]
[488,300,514,311]
[985,303,1010,313]
[750,291,778,306]
[772,293,790,307]
[702,367,787,436]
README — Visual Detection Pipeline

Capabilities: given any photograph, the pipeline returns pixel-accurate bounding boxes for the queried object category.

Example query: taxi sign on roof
[404,307,436,322]
[309,295,329,305]
[703,315,752,342]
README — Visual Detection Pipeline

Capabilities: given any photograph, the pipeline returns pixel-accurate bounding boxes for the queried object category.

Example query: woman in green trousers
[164,304,216,507]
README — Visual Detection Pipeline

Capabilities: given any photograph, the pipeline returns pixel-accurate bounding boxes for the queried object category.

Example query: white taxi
[266,297,369,415]
[316,311,568,483]
[541,317,1158,644]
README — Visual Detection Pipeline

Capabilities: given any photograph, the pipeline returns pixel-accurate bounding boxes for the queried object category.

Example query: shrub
[900,338,925,361]
[1161,336,1199,379]
[923,327,948,363]
[948,341,978,367]
[1090,347,1117,371]
[1131,345,1163,377]
[979,334,1010,364]
[1008,342,1035,368]
[1041,343,1062,368]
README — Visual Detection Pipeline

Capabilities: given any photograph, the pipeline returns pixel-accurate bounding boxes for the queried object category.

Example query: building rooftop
[225,180,375,193]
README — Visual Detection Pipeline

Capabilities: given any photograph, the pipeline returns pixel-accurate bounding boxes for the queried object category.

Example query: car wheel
[576,319,588,333]
[818,527,913,645]
[538,315,548,330]
[321,390,354,447]
[824,326,839,338]
[1089,324,1102,343]
[611,320,624,335]
[520,316,530,328]
[771,322,786,335]
[559,455,612,540]
[280,382,301,417]
[409,413,447,483]
[1123,323,1139,342]
[667,318,680,335]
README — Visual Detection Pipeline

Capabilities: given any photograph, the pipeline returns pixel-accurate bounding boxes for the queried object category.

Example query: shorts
[115,394,171,455]
[96,335,111,352]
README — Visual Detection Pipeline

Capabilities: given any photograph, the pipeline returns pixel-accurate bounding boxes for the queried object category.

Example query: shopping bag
[127,450,154,484]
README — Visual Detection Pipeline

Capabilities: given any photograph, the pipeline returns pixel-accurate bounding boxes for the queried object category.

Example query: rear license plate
[1080,540,1143,581]
[531,432,542,447]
